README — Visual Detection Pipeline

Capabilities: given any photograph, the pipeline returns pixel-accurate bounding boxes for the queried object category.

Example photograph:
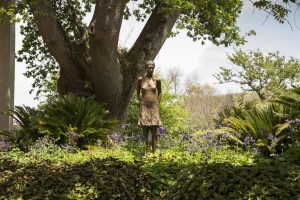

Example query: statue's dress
[138,76,162,127]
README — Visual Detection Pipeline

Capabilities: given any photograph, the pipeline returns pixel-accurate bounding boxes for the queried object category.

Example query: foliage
[251,0,296,24]
[1,140,299,200]
[217,102,291,155]
[125,90,141,134]
[33,94,118,146]
[159,80,191,133]
[0,157,153,200]
[130,0,247,44]
[1,95,117,148]
[184,84,235,129]
[214,49,300,100]
[165,162,300,200]
[274,87,300,162]
[0,106,41,149]
[275,86,300,119]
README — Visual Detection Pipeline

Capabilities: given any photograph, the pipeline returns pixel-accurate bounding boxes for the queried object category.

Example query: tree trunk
[88,0,126,120]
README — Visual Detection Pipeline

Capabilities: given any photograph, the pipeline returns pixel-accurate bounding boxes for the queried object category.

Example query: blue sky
[14,1,300,107]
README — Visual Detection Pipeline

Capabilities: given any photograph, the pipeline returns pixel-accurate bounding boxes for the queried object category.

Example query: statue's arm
[157,79,162,102]
[137,77,142,102]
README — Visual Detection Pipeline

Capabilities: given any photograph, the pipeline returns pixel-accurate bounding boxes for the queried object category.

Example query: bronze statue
[137,60,162,156]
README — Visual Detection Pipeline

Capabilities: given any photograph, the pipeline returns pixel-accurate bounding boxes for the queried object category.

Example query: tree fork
[27,0,92,96]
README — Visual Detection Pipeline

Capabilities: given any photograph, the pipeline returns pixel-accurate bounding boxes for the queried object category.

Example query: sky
[14,0,300,107]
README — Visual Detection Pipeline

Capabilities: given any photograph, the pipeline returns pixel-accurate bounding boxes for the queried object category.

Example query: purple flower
[252,147,258,153]
[267,134,274,140]
[108,133,123,143]
[156,127,167,136]
[250,137,255,145]
[0,140,10,152]
[33,136,56,150]
[267,134,278,143]
[61,144,76,153]
[242,136,249,147]
[242,136,256,149]
[182,132,189,141]
[66,129,79,145]
[199,143,203,148]
[121,123,129,129]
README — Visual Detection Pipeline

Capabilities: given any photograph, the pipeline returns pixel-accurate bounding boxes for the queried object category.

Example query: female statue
[137,60,162,156]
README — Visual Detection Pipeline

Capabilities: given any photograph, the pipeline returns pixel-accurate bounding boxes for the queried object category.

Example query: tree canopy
[214,49,300,100]
[12,0,248,97]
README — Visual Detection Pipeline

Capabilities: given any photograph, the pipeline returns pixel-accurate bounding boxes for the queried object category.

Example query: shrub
[217,102,290,155]
[165,163,300,200]
[0,106,41,149]
[0,157,153,199]
[1,95,118,148]
[33,95,118,147]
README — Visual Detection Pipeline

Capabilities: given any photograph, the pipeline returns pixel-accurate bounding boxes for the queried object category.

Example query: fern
[218,102,289,155]
[33,95,118,146]
[1,95,118,149]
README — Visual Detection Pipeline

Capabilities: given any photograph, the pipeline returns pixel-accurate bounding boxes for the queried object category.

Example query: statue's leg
[142,126,149,157]
[151,126,158,153]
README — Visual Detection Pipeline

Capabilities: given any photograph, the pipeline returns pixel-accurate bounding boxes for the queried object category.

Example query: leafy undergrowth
[0,157,152,199]
[165,163,300,200]
[0,146,299,199]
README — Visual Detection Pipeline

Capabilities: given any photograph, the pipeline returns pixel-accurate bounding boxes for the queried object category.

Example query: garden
[1,79,300,199]
[1,0,300,199]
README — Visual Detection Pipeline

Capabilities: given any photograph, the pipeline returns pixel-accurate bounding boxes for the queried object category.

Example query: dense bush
[165,162,300,200]
[216,102,292,155]
[0,157,153,200]
[1,95,117,149]
[33,95,118,147]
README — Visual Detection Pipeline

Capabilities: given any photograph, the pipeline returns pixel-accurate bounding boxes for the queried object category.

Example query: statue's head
[145,60,155,76]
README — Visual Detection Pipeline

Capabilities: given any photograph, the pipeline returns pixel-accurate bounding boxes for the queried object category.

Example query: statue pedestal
[0,0,15,131]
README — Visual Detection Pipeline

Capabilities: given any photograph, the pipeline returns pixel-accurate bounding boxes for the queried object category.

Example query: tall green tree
[214,49,300,100]
[0,0,293,120]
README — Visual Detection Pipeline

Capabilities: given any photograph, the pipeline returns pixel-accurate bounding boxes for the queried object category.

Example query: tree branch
[26,0,92,95]
[124,4,180,74]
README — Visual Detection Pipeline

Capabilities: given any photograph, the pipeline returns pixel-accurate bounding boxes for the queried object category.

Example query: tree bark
[27,0,92,96]
[89,0,127,119]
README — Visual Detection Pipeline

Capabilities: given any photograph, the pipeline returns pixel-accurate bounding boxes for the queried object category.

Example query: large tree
[1,0,294,120]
